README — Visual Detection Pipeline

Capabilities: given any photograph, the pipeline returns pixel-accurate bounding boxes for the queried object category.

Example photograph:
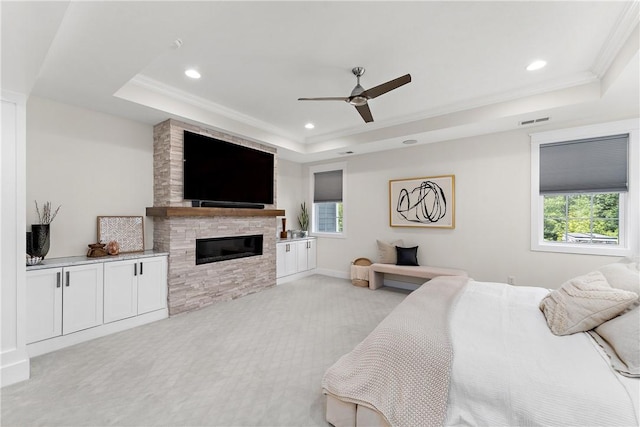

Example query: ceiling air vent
[519,116,550,126]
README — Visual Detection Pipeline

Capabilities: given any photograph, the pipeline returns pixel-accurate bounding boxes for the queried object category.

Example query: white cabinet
[25,253,168,355]
[25,268,62,343]
[26,263,104,344]
[276,242,298,278]
[137,256,167,315]
[103,260,138,323]
[104,257,167,323]
[63,264,104,334]
[276,238,316,279]
[296,239,317,272]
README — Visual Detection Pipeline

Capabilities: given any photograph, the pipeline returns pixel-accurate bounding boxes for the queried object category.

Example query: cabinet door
[284,243,298,276]
[62,263,104,334]
[307,239,317,270]
[277,242,298,277]
[296,241,309,272]
[137,256,167,315]
[103,260,138,323]
[26,268,63,344]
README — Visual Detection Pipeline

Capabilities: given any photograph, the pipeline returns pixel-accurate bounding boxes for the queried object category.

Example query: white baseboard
[0,352,30,388]
[276,269,316,285]
[27,309,168,358]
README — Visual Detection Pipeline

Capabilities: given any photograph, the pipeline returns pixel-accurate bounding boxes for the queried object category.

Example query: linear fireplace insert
[196,235,263,265]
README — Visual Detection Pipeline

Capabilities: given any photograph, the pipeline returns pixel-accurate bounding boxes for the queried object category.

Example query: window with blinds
[310,164,345,235]
[531,120,637,256]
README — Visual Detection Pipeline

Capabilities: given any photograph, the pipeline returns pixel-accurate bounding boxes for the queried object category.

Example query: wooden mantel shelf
[146,206,285,218]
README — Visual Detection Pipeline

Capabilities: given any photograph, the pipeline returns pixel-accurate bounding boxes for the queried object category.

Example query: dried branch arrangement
[35,201,61,224]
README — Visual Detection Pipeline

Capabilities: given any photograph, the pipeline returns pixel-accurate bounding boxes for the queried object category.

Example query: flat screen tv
[183,131,274,207]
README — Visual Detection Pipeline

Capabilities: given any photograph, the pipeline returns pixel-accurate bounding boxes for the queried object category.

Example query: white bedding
[445,281,639,426]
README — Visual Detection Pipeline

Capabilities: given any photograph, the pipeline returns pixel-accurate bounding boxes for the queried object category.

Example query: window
[531,119,638,256]
[310,163,346,236]
[543,193,620,245]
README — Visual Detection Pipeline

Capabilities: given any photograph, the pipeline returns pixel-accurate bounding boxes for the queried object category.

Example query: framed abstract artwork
[389,175,455,228]
[97,216,144,253]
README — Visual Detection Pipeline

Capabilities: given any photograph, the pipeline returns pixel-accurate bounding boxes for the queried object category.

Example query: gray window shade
[314,170,343,202]
[539,134,628,194]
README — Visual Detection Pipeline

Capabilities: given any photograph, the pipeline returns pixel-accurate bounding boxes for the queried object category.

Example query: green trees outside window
[543,193,620,244]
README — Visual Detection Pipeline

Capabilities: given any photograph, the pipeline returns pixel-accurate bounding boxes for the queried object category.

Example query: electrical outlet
[507,276,515,285]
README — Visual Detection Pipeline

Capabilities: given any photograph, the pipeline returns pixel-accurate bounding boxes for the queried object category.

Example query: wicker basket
[351,257,372,287]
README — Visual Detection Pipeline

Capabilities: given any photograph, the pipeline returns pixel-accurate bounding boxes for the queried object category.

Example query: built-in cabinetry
[26,263,104,343]
[103,257,166,323]
[25,251,167,356]
[276,237,316,280]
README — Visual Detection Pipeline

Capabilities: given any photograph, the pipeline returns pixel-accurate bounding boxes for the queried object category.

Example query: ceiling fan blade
[361,74,411,99]
[298,97,349,101]
[355,103,374,123]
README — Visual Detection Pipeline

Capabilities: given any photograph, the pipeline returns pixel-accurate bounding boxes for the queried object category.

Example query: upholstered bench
[368,263,468,290]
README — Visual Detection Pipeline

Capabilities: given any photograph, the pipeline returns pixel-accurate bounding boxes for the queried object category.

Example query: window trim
[309,162,347,238]
[530,119,639,256]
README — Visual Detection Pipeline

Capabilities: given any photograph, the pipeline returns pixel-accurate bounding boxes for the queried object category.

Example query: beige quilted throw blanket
[322,275,468,427]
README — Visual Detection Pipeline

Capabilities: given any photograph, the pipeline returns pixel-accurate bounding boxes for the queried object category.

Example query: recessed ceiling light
[185,69,201,79]
[526,60,547,71]
[305,123,315,129]
[402,139,417,145]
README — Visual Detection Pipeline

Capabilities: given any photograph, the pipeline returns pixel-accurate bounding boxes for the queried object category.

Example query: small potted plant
[298,202,309,237]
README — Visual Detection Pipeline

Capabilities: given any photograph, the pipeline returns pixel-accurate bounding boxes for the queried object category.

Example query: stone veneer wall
[152,119,278,315]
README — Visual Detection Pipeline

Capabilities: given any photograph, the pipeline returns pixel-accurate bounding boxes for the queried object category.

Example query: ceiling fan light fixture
[526,60,547,71]
[349,96,368,107]
[185,68,201,79]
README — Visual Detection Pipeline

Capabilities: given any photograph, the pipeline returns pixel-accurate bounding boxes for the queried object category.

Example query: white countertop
[276,236,315,243]
[26,250,168,271]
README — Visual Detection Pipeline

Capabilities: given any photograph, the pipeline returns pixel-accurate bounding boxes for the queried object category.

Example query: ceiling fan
[298,67,411,123]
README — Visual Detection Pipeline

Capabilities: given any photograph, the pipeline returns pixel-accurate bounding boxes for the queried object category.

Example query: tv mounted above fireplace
[183,130,275,208]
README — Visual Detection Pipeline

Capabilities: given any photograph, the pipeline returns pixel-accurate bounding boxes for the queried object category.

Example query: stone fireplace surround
[149,120,283,316]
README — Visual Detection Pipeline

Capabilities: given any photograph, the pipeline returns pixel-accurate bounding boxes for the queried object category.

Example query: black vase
[30,224,50,258]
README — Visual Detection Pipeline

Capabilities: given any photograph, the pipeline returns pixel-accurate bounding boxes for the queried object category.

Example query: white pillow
[597,257,640,297]
[589,306,640,377]
[539,271,637,336]
[376,239,404,264]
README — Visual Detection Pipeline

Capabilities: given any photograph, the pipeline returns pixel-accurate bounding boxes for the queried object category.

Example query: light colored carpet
[1,275,407,426]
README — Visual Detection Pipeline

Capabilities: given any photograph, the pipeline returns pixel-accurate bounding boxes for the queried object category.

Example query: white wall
[276,158,304,234]
[306,127,628,288]
[26,97,154,258]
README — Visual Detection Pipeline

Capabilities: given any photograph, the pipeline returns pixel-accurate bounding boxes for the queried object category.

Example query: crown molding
[592,1,640,78]
[129,74,301,143]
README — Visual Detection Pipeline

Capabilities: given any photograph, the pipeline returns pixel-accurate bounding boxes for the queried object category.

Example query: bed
[322,260,640,427]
